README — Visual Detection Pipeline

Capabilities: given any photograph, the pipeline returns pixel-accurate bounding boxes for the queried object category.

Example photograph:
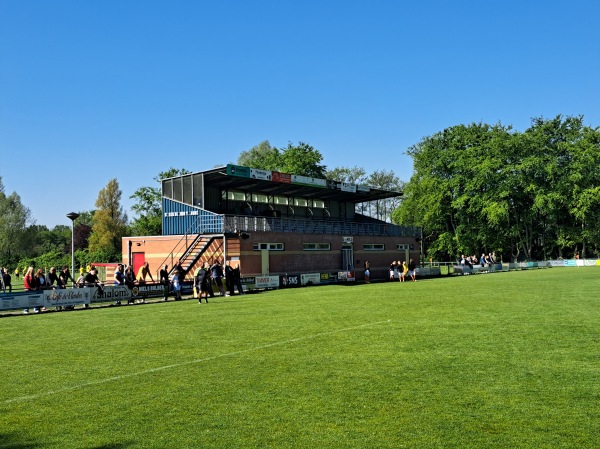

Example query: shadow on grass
[0,433,134,449]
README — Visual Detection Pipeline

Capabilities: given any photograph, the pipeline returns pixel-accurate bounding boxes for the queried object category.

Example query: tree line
[1,118,597,273]
[393,115,600,262]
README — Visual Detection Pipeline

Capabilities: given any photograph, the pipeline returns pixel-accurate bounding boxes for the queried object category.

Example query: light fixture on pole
[66,212,80,286]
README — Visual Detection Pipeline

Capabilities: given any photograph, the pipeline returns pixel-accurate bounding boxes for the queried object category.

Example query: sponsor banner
[240,277,256,291]
[280,274,300,288]
[0,292,44,311]
[88,285,131,303]
[339,182,357,193]
[255,275,280,289]
[250,168,272,181]
[272,171,292,184]
[227,164,251,178]
[292,174,327,188]
[45,288,93,307]
[357,185,370,193]
[337,271,356,282]
[320,273,338,284]
[564,260,577,267]
[301,273,321,286]
[132,283,170,298]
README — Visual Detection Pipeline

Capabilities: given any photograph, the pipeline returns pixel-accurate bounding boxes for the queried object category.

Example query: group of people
[11,258,246,313]
[389,259,417,282]
[459,252,497,268]
[194,259,244,304]
[20,265,77,313]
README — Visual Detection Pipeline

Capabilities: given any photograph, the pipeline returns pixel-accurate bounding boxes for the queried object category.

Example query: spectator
[399,261,406,282]
[83,268,103,308]
[171,269,182,301]
[59,266,75,288]
[46,267,60,288]
[210,259,226,296]
[124,265,136,304]
[36,268,47,290]
[136,262,154,284]
[364,261,370,283]
[113,264,126,305]
[480,253,486,267]
[389,261,397,281]
[408,259,417,282]
[225,260,235,295]
[196,262,211,303]
[232,262,244,295]
[159,264,170,302]
[84,268,102,287]
[76,271,85,288]
[23,266,39,314]
[174,260,184,281]
[2,268,12,293]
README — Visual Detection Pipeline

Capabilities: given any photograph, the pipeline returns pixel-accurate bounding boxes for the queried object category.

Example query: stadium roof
[188,166,403,204]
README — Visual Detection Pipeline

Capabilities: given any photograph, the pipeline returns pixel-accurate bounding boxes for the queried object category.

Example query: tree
[129,168,190,236]
[278,142,327,178]
[393,116,600,261]
[237,141,327,178]
[365,170,404,222]
[88,179,128,261]
[0,177,33,266]
[237,141,280,171]
[326,166,367,184]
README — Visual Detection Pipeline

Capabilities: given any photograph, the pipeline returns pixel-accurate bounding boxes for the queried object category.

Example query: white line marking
[3,320,390,405]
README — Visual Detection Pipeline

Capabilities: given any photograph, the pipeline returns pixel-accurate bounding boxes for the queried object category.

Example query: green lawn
[1,268,599,448]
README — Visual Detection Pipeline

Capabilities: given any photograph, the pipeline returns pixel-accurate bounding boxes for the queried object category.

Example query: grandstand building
[121,165,421,285]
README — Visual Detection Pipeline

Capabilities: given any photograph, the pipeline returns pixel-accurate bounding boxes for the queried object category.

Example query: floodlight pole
[66,212,80,286]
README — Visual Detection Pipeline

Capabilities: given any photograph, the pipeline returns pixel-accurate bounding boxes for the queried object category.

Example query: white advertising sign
[250,169,272,181]
[339,182,357,193]
[301,273,321,286]
[255,275,280,289]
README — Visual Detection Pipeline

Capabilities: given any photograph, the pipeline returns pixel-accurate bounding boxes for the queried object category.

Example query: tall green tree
[278,142,327,178]
[0,177,32,266]
[365,169,404,222]
[237,141,280,171]
[394,116,600,261]
[129,168,190,236]
[237,141,327,178]
[326,166,367,184]
[88,179,128,260]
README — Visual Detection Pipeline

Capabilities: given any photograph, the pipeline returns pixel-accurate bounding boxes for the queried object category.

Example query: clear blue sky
[1,0,599,228]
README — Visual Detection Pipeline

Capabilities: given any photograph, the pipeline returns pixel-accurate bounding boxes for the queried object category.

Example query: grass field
[1,268,599,449]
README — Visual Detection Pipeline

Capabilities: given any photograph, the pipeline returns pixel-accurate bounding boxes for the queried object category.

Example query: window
[225,190,246,201]
[363,244,385,251]
[303,243,331,251]
[253,243,284,251]
[396,244,409,250]
[252,193,269,204]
